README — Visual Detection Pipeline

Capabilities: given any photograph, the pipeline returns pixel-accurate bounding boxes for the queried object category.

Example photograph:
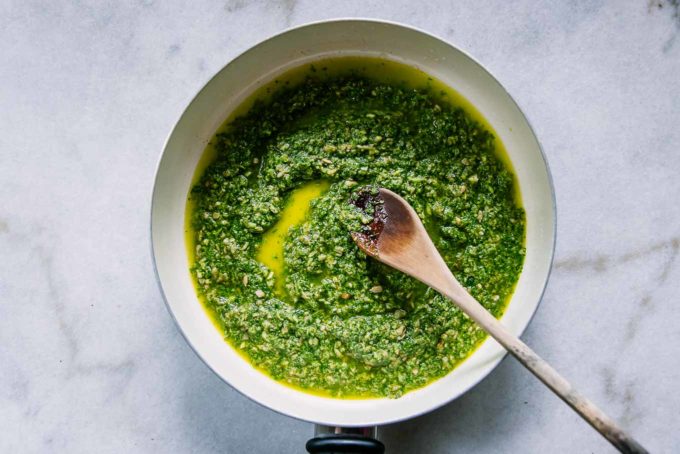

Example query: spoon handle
[437,283,648,453]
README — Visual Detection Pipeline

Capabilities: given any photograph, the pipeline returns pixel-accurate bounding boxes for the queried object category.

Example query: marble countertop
[2,1,679,452]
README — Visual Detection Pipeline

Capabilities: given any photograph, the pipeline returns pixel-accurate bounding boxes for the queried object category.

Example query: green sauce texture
[189,68,525,398]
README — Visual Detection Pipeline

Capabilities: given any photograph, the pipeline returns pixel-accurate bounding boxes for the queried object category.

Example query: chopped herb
[188,64,525,398]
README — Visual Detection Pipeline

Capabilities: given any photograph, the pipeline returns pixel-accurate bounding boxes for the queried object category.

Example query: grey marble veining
[1,1,679,453]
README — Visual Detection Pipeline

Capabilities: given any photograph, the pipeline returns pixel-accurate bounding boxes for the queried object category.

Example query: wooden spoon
[351,188,647,454]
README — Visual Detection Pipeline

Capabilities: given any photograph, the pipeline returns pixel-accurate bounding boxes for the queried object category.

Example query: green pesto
[189,71,525,398]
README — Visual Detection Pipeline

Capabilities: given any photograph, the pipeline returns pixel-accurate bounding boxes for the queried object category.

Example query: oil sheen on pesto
[189,67,525,398]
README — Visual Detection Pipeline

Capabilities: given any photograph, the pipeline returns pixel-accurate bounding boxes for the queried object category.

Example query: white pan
[150,19,555,453]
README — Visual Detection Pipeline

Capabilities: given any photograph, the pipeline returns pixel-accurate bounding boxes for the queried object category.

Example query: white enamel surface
[151,20,555,427]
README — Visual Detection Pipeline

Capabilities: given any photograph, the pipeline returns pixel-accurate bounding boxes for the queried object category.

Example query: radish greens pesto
[188,62,525,398]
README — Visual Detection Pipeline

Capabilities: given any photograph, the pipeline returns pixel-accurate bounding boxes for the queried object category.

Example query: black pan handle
[306,434,385,453]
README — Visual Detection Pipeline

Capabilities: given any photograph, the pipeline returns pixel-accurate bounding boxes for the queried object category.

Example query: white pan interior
[151,19,555,427]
